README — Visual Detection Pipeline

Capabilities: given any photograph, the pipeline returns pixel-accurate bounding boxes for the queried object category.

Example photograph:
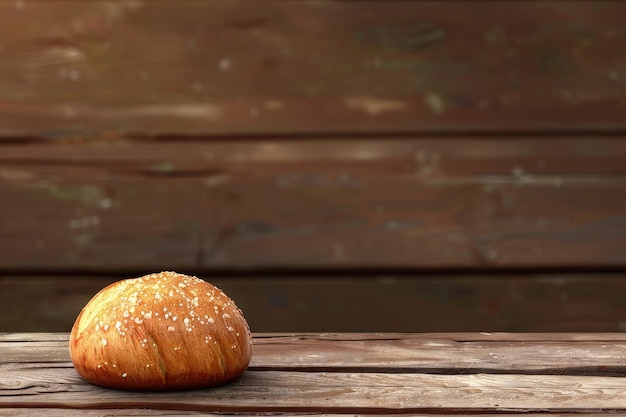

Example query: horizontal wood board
[2,1,626,137]
[5,332,626,372]
[2,138,626,270]
[3,273,626,333]
[0,413,611,417]
[3,333,626,414]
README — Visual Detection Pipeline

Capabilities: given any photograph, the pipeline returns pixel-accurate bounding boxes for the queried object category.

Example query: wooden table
[3,333,626,415]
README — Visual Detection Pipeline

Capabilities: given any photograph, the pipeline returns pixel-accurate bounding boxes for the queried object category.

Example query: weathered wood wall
[1,0,626,332]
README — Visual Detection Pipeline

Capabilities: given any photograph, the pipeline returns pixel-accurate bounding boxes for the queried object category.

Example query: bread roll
[70,271,252,391]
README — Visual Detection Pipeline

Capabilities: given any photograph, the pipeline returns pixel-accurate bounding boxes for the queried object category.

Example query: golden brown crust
[69,271,252,391]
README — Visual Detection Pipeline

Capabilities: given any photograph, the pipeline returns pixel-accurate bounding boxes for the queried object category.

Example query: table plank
[3,366,626,412]
[3,333,626,414]
[4,333,626,374]
[0,413,613,417]
[1,1,626,137]
[0,411,224,417]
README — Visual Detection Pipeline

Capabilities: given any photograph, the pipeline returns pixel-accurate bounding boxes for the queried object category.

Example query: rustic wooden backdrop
[1,0,625,332]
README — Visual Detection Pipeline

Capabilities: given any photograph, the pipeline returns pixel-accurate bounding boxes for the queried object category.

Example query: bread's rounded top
[70,271,252,391]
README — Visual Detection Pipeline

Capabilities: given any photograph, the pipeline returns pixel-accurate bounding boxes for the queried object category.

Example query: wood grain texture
[0,411,228,417]
[2,0,626,271]
[2,138,625,270]
[4,368,626,412]
[3,333,626,414]
[5,333,626,374]
[1,1,626,137]
[0,413,609,417]
[4,273,626,333]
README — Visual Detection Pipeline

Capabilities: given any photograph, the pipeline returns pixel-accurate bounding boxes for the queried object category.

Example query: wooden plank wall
[1,0,626,332]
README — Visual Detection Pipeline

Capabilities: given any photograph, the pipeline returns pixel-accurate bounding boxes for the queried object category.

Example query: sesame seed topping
[122,373,127,378]
[101,338,108,346]
[208,317,215,324]
[168,326,175,332]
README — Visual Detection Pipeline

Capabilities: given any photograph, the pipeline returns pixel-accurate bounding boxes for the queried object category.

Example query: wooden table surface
[2,333,626,415]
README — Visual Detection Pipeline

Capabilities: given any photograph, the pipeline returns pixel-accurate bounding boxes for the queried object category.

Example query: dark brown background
[2,0,625,332]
